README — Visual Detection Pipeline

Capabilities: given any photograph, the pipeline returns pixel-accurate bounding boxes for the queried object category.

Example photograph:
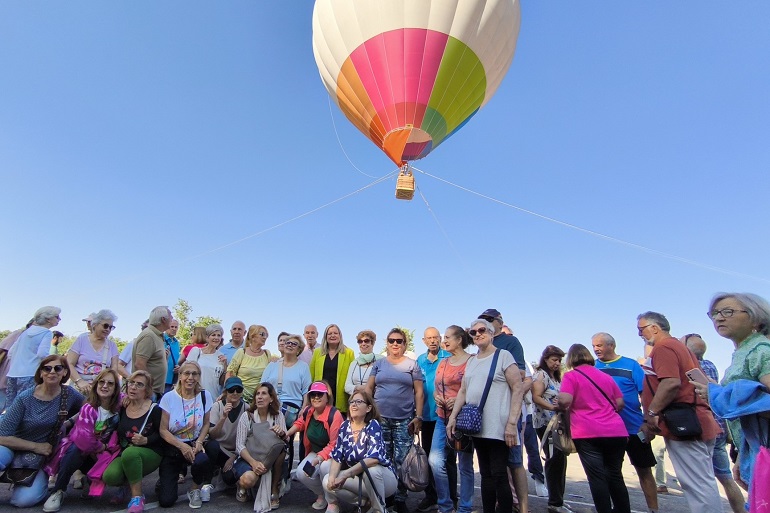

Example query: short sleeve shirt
[132,326,167,395]
[371,357,424,420]
[70,335,119,382]
[159,389,214,442]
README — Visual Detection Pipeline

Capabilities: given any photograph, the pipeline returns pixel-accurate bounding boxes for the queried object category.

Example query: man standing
[637,312,722,513]
[164,320,181,394]
[478,309,528,513]
[592,332,659,513]
[684,334,745,513]
[298,324,318,364]
[220,321,246,363]
[416,327,456,511]
[49,331,64,355]
[133,306,173,399]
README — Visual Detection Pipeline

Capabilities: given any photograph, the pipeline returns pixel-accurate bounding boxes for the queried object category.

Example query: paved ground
[0,445,741,513]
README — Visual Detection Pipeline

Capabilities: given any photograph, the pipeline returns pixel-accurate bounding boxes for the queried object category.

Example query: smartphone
[686,368,709,385]
[303,461,317,477]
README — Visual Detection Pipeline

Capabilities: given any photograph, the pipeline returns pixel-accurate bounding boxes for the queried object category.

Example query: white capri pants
[296,452,333,497]
[322,464,398,513]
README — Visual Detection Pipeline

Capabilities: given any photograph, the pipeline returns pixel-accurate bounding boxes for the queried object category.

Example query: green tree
[171,298,222,348]
[0,330,11,342]
[380,325,416,355]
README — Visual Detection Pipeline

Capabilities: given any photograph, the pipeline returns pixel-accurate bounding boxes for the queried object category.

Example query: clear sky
[2,2,769,375]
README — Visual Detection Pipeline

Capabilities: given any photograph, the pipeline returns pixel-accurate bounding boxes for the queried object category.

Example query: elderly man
[683,334,745,513]
[637,312,722,513]
[298,324,318,364]
[132,306,173,398]
[592,332,658,513]
[220,321,246,363]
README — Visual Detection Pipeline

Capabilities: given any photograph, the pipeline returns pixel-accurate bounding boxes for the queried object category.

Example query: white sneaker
[535,481,548,497]
[43,490,64,512]
[72,470,84,489]
[200,484,214,502]
[188,489,202,509]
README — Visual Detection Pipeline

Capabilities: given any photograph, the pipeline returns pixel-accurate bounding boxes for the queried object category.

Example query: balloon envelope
[313,0,521,167]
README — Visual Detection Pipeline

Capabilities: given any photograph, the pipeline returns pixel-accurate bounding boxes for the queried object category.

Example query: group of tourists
[0,292,768,513]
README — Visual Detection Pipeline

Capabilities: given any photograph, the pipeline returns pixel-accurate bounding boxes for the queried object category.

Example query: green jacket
[309,346,355,412]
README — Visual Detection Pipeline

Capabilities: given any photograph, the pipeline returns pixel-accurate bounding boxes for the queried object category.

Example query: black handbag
[438,358,474,453]
[0,386,70,487]
[645,376,702,439]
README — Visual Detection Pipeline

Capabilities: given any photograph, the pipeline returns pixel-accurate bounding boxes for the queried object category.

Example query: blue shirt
[416,349,450,421]
[219,341,244,364]
[492,333,526,371]
[595,356,645,434]
[163,334,181,385]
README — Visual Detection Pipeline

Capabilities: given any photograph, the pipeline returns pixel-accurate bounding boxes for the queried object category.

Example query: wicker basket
[395,167,415,200]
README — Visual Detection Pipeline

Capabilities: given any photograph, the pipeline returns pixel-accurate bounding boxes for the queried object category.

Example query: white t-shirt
[187,347,225,398]
[119,342,134,374]
[160,389,214,442]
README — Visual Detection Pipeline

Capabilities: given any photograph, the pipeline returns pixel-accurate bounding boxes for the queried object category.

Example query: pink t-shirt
[560,364,627,439]
[70,334,119,382]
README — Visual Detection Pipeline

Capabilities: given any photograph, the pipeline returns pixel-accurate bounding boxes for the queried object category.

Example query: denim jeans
[429,416,474,513]
[0,445,49,507]
[380,417,412,503]
[523,414,544,482]
[574,437,630,513]
[53,442,97,492]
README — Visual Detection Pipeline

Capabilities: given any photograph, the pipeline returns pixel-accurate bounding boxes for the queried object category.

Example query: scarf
[356,353,377,365]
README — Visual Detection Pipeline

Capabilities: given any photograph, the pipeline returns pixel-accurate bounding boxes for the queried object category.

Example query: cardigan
[309,346,355,412]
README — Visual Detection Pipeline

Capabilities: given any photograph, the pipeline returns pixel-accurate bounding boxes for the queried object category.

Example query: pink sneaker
[127,495,145,513]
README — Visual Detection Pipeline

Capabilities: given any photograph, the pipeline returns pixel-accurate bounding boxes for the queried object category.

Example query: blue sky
[2,2,769,375]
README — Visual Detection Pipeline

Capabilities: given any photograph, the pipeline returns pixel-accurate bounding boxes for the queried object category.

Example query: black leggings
[158,439,219,508]
[473,437,511,513]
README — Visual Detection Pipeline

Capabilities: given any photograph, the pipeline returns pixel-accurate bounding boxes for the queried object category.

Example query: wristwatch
[414,415,423,421]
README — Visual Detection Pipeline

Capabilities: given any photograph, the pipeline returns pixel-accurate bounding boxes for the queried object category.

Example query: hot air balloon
[312,0,521,199]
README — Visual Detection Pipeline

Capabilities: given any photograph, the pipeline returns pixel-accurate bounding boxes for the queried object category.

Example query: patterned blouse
[532,369,560,429]
[330,419,395,475]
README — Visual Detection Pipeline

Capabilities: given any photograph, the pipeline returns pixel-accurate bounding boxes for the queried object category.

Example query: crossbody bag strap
[360,463,385,507]
[478,350,500,411]
[277,361,284,394]
[48,386,70,446]
[574,368,615,410]
[138,403,156,435]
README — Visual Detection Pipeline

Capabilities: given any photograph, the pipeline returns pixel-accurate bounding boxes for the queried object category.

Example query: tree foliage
[171,299,222,346]
[379,325,416,355]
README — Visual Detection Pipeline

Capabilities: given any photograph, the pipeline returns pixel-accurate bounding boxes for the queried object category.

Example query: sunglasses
[309,392,325,399]
[387,338,405,345]
[227,386,244,393]
[100,323,116,331]
[284,340,299,347]
[42,364,65,373]
[357,338,372,345]
[469,327,489,337]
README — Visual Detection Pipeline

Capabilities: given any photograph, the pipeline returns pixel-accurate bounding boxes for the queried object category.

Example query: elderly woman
[532,345,568,513]
[232,382,287,508]
[558,344,629,513]
[692,292,770,492]
[430,325,474,513]
[285,381,344,511]
[324,390,397,513]
[207,376,249,487]
[262,334,311,475]
[181,324,227,398]
[67,309,120,395]
[5,306,61,406]
[365,328,424,513]
[344,330,382,397]
[227,325,274,403]
[101,370,163,513]
[158,361,218,509]
[0,355,84,508]
[43,369,122,512]
[310,325,355,413]
[446,319,523,513]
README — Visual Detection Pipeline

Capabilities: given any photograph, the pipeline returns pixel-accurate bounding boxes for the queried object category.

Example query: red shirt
[642,336,721,441]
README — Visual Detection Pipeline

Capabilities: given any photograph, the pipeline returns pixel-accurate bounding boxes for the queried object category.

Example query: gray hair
[637,311,670,332]
[709,292,770,336]
[470,318,495,335]
[591,332,616,348]
[148,306,171,327]
[91,309,118,326]
[33,306,61,326]
[206,324,224,336]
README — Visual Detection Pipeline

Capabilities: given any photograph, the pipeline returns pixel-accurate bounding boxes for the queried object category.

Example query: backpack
[302,405,338,427]
[398,434,429,492]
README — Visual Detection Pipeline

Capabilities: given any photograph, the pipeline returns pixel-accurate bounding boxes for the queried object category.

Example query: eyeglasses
[284,340,299,347]
[468,327,489,337]
[357,338,372,345]
[98,379,116,387]
[309,392,325,399]
[100,323,116,331]
[708,308,748,320]
[348,399,367,406]
[127,380,147,389]
[424,336,440,341]
[227,387,244,394]
[637,324,653,334]
[42,364,65,373]
[181,371,200,377]
[387,338,405,345]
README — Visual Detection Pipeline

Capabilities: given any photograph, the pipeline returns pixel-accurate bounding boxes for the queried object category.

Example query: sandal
[236,484,248,503]
[271,494,280,510]
[312,498,328,510]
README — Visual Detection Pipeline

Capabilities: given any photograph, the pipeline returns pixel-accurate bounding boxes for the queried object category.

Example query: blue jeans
[0,445,49,507]
[380,417,412,503]
[524,414,544,482]
[429,416,474,513]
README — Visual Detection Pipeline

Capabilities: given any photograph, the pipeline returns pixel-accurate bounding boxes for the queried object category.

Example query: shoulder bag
[398,433,429,492]
[0,386,70,486]
[455,351,499,435]
[243,412,286,469]
[645,375,702,439]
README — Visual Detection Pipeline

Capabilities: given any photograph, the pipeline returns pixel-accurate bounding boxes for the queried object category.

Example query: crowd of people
[0,293,768,513]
